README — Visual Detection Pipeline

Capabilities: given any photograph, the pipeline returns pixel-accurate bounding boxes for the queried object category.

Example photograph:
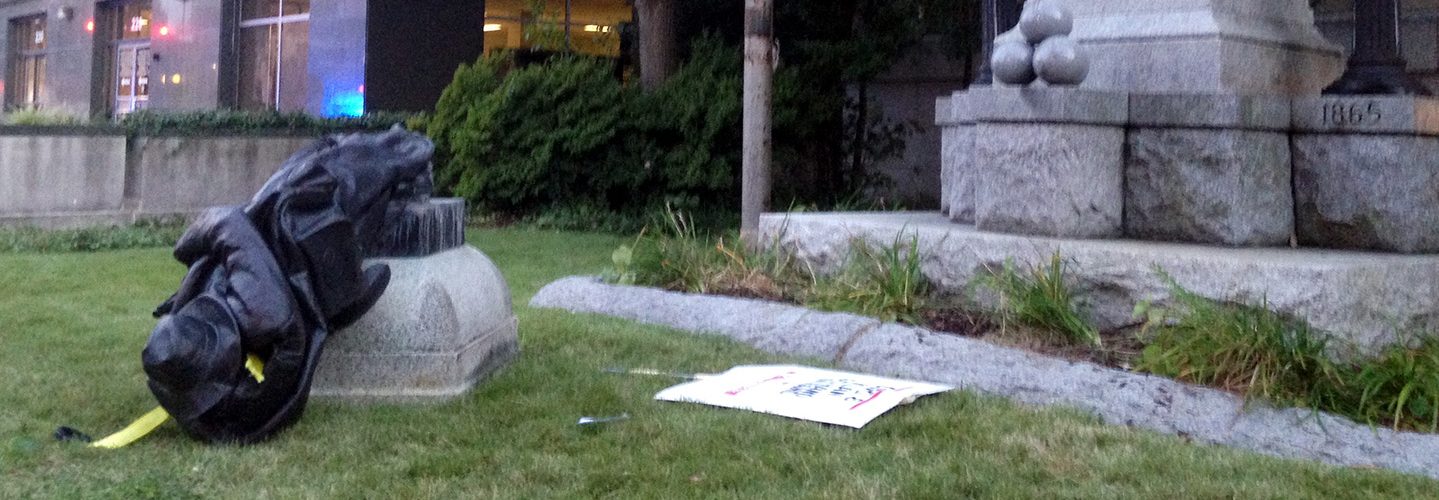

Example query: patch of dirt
[705,272,789,302]
[920,307,993,337]
[912,309,1147,371]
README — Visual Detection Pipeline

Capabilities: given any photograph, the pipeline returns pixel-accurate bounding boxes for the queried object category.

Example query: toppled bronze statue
[142,128,434,444]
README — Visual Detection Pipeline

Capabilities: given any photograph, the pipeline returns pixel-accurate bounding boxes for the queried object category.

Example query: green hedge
[119,110,414,136]
[426,38,746,225]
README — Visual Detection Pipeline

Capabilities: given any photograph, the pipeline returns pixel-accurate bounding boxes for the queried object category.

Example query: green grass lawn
[1,228,1436,498]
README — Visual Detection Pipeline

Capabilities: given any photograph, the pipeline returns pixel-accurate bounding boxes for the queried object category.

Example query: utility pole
[741,0,774,249]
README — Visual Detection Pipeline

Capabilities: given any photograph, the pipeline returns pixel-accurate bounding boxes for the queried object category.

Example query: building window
[108,2,153,116]
[483,0,631,57]
[238,0,309,112]
[8,15,46,110]
[119,3,153,40]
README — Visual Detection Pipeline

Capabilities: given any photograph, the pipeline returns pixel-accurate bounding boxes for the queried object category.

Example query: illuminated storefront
[481,0,632,58]
[0,0,487,117]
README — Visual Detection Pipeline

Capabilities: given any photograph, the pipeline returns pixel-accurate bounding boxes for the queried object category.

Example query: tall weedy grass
[1134,276,1341,405]
[805,234,928,324]
[1334,335,1439,432]
[617,207,809,300]
[980,253,1100,347]
[1137,271,1439,432]
[612,210,929,323]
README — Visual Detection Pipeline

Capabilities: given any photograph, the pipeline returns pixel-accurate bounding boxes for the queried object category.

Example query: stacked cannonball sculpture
[991,0,1090,86]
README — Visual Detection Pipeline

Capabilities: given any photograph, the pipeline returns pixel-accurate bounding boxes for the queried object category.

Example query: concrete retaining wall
[0,128,128,224]
[129,135,315,217]
[0,130,321,228]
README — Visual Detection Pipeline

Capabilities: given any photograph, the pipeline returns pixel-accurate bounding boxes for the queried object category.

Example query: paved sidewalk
[532,276,1439,481]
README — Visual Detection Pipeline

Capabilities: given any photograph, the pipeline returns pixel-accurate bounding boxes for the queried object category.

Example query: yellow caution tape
[245,353,266,383]
[90,354,267,449]
[91,406,170,449]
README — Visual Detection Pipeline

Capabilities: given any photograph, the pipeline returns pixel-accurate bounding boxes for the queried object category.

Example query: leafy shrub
[521,202,653,233]
[626,36,743,210]
[425,53,508,191]
[433,55,631,213]
[980,253,1100,347]
[805,235,928,324]
[119,110,411,136]
[428,39,746,227]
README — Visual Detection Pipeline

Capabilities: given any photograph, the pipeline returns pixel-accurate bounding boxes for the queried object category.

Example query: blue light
[325,90,365,118]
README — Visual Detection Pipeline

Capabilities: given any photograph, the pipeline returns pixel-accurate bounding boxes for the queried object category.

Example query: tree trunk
[635,0,678,91]
[741,0,774,249]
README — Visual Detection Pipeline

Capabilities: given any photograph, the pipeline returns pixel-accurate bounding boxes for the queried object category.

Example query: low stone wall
[0,130,322,228]
[0,127,128,228]
[129,135,316,217]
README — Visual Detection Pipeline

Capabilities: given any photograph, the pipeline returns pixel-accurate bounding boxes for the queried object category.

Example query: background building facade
[0,0,487,118]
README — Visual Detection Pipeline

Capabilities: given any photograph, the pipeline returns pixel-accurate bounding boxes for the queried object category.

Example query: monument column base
[970,87,1128,239]
[1292,96,1439,253]
[935,91,977,224]
[1068,1,1344,95]
[1125,94,1294,246]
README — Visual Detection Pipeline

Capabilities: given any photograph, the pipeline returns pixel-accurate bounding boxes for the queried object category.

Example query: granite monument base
[1292,96,1439,253]
[970,87,1127,238]
[1068,0,1343,95]
[1124,94,1293,246]
[313,245,519,403]
[935,92,976,223]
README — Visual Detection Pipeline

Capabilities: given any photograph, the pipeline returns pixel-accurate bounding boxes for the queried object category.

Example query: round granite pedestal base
[311,245,519,403]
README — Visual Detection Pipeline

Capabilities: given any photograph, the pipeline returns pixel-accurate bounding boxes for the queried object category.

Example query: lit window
[483,0,631,57]
[7,15,46,109]
[238,0,311,112]
[119,4,152,40]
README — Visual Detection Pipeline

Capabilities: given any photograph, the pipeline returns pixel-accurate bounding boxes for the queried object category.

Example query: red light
[85,20,94,32]
[158,25,170,36]
[357,85,365,94]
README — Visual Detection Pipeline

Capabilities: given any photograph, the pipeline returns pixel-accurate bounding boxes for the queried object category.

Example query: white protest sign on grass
[654,365,952,428]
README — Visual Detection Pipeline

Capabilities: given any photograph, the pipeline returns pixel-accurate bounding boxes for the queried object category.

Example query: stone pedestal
[1067,0,1343,95]
[971,87,1127,238]
[1291,96,1439,253]
[312,197,518,402]
[314,246,519,402]
[935,92,977,223]
[1125,94,1293,246]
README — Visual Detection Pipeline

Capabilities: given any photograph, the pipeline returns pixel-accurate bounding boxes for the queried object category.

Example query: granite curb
[530,276,1439,482]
